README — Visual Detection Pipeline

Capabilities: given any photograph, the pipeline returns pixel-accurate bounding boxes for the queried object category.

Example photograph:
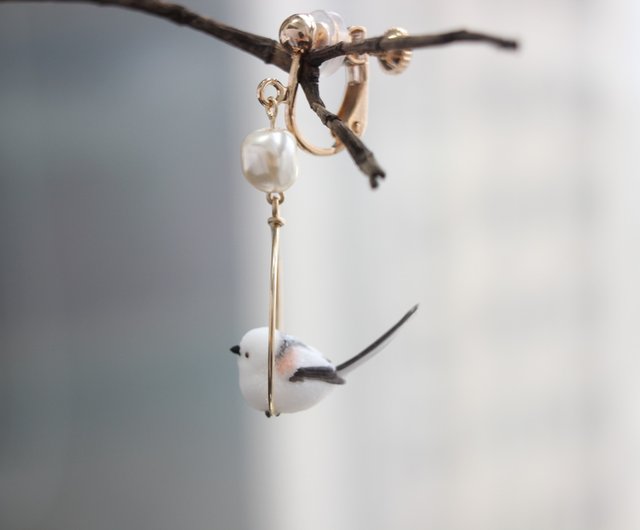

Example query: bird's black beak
[230,345,240,356]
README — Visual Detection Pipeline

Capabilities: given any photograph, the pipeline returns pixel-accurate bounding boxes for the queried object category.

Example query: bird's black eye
[245,352,250,358]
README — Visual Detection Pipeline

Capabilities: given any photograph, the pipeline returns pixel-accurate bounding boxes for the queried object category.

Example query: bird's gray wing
[289,366,346,385]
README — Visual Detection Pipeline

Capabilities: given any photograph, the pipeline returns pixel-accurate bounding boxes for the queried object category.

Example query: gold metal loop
[266,192,284,417]
[257,78,288,107]
[266,191,285,205]
[285,26,369,156]
[257,79,288,129]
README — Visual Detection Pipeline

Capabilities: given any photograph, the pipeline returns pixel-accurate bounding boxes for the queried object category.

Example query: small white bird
[230,304,418,415]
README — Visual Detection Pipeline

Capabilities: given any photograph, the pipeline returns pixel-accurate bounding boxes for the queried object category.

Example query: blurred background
[1,0,638,529]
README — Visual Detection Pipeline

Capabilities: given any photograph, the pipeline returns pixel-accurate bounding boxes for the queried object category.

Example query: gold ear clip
[278,13,371,156]
[279,13,412,157]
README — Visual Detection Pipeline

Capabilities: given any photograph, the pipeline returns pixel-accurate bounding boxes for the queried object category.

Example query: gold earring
[238,13,412,416]
[279,14,369,156]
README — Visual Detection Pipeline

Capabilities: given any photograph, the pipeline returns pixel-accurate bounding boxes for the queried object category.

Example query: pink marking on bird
[277,345,299,377]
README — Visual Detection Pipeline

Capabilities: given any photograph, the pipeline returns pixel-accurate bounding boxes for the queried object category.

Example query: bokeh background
[1,1,638,529]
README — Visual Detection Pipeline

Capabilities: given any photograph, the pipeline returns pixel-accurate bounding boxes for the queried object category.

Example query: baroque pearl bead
[241,128,298,193]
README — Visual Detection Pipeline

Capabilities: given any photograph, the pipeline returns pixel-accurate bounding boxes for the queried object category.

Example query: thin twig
[298,64,385,188]
[307,29,518,65]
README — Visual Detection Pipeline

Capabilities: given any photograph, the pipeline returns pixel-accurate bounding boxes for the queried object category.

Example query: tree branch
[297,62,385,188]
[1,0,519,188]
[307,29,518,66]
[0,0,292,70]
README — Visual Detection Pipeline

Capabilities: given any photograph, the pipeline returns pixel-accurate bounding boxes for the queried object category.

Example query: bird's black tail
[336,304,419,375]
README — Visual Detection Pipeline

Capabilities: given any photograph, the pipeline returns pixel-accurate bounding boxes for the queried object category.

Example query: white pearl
[241,128,298,193]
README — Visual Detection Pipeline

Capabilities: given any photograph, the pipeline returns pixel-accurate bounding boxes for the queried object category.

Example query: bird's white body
[231,305,418,415]
[237,328,336,413]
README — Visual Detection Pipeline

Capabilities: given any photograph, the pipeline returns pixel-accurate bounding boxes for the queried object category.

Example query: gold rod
[276,259,282,330]
[266,192,284,417]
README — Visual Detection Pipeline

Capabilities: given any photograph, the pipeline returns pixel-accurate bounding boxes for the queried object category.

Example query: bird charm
[230,304,418,415]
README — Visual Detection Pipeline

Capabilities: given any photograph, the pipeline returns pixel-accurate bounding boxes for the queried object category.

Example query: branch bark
[298,64,386,188]
[1,0,519,188]
[307,30,517,66]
